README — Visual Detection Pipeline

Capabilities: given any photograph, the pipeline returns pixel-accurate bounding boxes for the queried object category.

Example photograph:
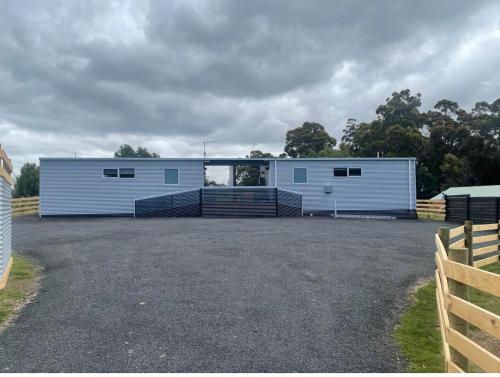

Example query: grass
[395,261,500,372]
[417,212,446,221]
[395,279,443,372]
[0,254,38,326]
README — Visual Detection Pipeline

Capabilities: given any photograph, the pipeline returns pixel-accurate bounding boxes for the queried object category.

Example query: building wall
[0,176,11,278]
[40,159,204,216]
[273,159,416,214]
[40,158,416,216]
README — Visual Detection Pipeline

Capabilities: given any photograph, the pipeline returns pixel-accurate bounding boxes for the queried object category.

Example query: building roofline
[39,157,416,162]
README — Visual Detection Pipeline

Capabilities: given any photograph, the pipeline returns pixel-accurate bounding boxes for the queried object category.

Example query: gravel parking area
[0,216,443,372]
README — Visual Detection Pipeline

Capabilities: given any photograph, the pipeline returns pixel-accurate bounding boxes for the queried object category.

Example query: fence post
[448,247,470,372]
[438,227,450,252]
[444,195,448,222]
[465,195,470,221]
[464,220,474,266]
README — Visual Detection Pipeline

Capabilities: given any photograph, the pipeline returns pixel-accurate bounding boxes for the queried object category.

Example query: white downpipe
[274,159,277,187]
[334,200,337,218]
[408,160,412,210]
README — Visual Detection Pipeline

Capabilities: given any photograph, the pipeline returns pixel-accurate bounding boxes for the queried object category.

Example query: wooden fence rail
[417,199,446,220]
[435,221,500,372]
[12,196,39,217]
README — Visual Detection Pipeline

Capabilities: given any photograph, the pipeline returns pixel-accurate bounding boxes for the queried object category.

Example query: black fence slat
[135,187,303,218]
[135,189,201,218]
[445,194,500,224]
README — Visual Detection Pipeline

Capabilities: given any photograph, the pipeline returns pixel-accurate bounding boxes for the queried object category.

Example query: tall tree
[341,89,500,198]
[14,163,39,198]
[114,144,160,158]
[376,89,424,128]
[284,122,336,157]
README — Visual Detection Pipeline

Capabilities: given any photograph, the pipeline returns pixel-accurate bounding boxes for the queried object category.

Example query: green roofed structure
[432,185,500,200]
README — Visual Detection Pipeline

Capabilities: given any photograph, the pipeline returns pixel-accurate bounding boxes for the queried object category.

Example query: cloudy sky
[1,0,500,174]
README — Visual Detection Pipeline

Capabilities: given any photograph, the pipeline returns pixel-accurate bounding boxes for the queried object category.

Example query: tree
[376,89,424,128]
[114,144,160,158]
[340,89,500,198]
[14,163,39,198]
[284,122,336,158]
[235,150,274,186]
[439,153,468,190]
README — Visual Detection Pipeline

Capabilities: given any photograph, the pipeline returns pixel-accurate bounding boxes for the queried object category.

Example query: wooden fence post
[464,220,474,266]
[444,195,448,222]
[448,247,470,372]
[438,227,450,252]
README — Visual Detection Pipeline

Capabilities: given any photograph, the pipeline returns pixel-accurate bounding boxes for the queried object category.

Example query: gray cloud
[0,0,499,173]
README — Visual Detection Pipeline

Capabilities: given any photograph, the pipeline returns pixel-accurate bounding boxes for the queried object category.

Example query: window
[119,168,135,178]
[103,168,118,178]
[334,167,362,177]
[333,168,348,177]
[164,168,179,185]
[293,167,308,184]
[348,168,362,177]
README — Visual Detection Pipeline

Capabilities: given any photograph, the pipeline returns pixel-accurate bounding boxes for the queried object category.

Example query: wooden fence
[417,199,446,220]
[12,196,39,217]
[435,221,500,372]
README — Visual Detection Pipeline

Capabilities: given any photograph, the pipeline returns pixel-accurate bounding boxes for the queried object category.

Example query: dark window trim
[119,168,135,179]
[333,167,362,177]
[102,168,118,178]
[348,167,362,177]
[333,167,348,177]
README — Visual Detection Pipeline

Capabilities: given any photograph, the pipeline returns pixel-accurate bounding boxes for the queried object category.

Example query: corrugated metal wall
[40,159,204,216]
[0,177,11,277]
[272,159,416,215]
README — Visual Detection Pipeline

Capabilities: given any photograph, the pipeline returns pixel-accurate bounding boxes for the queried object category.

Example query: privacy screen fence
[134,187,303,218]
[446,195,500,224]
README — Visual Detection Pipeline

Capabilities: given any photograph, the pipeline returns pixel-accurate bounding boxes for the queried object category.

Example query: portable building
[39,157,416,218]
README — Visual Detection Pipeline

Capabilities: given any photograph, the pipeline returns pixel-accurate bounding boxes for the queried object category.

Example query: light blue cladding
[272,158,416,213]
[40,159,204,216]
[0,177,11,277]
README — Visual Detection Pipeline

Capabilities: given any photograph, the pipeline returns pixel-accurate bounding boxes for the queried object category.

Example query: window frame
[119,168,135,179]
[348,167,362,177]
[102,168,118,179]
[293,167,308,184]
[333,167,363,178]
[163,168,179,185]
[333,167,348,178]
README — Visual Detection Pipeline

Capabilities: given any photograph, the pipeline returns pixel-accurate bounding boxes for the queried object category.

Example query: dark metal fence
[135,187,303,218]
[445,195,500,224]
[277,189,303,217]
[135,189,201,218]
[202,187,277,217]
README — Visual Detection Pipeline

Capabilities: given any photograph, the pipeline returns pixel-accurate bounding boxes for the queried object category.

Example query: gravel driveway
[0,216,442,372]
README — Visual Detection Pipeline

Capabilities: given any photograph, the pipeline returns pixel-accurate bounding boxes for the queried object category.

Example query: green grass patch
[0,254,38,325]
[395,262,500,372]
[395,280,443,372]
[470,262,500,316]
